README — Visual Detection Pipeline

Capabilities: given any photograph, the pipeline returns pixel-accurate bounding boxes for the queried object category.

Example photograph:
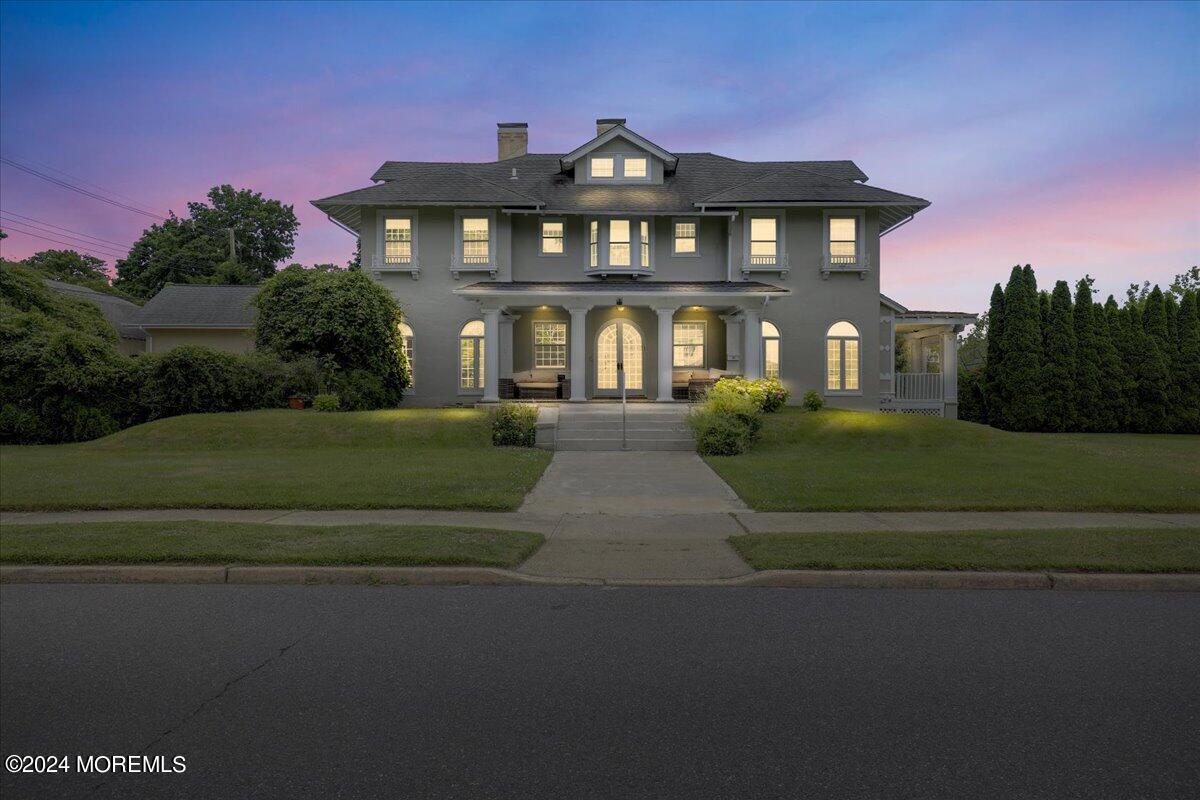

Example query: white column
[655,306,677,401]
[742,307,762,379]
[482,308,500,403]
[568,307,589,401]
[721,312,743,373]
[942,329,958,403]
[499,314,516,380]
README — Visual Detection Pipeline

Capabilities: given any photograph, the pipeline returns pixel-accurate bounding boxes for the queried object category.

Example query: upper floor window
[461,217,490,264]
[623,157,647,178]
[829,217,858,264]
[609,220,631,267]
[589,220,599,268]
[533,321,567,369]
[384,218,413,264]
[673,321,705,367]
[590,157,615,178]
[540,220,564,255]
[640,221,650,267]
[825,320,860,393]
[673,220,697,255]
[750,217,778,265]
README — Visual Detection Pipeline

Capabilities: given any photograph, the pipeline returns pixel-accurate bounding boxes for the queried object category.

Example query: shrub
[687,407,756,456]
[326,368,390,411]
[313,393,340,412]
[709,376,790,413]
[491,402,538,447]
[802,390,824,411]
[759,378,789,412]
[136,345,263,420]
[246,353,323,408]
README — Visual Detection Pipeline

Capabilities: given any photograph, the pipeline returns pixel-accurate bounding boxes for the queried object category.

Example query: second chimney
[497,122,528,160]
[596,117,626,136]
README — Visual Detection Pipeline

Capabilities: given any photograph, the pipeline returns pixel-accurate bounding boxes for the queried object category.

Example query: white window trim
[821,209,868,279]
[588,153,653,183]
[373,209,420,278]
[742,210,787,276]
[672,320,707,368]
[585,216,654,275]
[671,217,700,257]
[532,320,568,369]
[458,318,485,395]
[538,217,567,257]
[452,210,497,279]
[824,319,862,396]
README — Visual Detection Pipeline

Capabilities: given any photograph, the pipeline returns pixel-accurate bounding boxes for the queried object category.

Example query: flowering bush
[709,376,789,413]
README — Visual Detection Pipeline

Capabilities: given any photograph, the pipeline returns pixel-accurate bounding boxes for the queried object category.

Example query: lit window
[829,217,858,264]
[460,320,485,390]
[674,220,697,255]
[589,220,599,268]
[609,220,631,266]
[640,220,650,267]
[461,217,490,264]
[750,217,777,265]
[825,321,860,392]
[533,321,567,368]
[623,157,647,178]
[540,221,564,255]
[591,157,614,178]
[384,218,412,264]
[399,322,414,384]
[762,321,780,380]
[673,321,705,367]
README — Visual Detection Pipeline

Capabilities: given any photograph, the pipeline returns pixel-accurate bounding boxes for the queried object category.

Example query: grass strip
[0,521,544,568]
[729,528,1200,573]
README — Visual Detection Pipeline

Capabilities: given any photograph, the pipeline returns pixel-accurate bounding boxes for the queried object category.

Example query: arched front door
[596,320,644,394]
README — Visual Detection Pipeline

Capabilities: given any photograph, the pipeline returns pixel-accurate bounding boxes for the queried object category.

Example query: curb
[2,565,1198,591]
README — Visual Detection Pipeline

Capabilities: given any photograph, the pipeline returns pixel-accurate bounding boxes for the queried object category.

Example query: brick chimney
[497,122,528,160]
[596,118,626,136]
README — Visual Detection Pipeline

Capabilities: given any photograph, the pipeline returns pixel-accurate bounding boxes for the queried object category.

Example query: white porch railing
[895,372,943,401]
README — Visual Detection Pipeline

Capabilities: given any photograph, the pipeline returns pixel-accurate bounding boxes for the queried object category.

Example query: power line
[0,210,131,248]
[0,223,125,260]
[3,153,159,211]
[0,157,166,220]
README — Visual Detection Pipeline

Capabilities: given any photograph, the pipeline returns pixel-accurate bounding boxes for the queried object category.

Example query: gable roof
[131,284,259,328]
[559,124,678,171]
[44,279,146,341]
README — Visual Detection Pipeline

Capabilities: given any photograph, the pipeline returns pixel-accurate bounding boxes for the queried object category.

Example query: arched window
[762,321,781,380]
[399,322,414,384]
[459,320,485,391]
[825,321,860,392]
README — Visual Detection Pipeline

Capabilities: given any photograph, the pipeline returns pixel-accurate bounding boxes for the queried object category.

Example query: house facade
[314,120,972,416]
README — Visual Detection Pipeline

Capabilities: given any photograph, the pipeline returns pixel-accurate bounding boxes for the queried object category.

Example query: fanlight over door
[596,320,643,393]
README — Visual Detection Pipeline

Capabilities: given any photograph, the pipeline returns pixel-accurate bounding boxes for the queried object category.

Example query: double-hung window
[825,321,860,392]
[750,217,778,265]
[673,322,706,368]
[384,218,413,264]
[461,217,490,265]
[639,221,650,267]
[673,220,697,255]
[540,221,564,255]
[589,220,599,268]
[609,220,631,266]
[533,321,567,369]
[829,217,858,264]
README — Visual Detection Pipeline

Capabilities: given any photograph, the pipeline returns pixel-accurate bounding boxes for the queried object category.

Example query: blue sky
[1,0,1197,311]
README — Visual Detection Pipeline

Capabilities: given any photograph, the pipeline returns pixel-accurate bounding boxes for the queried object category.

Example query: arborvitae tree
[1164,293,1180,349]
[1100,297,1133,430]
[982,283,1006,425]
[1142,286,1170,347]
[1041,281,1078,432]
[1072,279,1103,431]
[1123,303,1171,433]
[1038,291,1051,352]
[996,265,1044,431]
[1174,291,1200,433]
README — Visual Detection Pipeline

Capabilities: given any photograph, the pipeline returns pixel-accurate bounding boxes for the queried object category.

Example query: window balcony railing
[895,372,943,401]
[461,254,492,265]
[741,252,789,277]
[821,250,870,279]
[371,254,420,280]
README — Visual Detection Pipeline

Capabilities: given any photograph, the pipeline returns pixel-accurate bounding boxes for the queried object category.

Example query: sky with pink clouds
[1,0,1197,314]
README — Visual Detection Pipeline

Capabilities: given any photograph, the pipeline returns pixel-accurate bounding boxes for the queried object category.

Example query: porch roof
[454,280,788,308]
[895,309,977,330]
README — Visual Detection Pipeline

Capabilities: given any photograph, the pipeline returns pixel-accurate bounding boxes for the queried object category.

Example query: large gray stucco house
[314,119,973,416]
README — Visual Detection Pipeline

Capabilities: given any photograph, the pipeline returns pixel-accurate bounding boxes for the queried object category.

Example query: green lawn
[730,528,1200,573]
[705,409,1200,511]
[0,521,544,567]
[0,409,551,511]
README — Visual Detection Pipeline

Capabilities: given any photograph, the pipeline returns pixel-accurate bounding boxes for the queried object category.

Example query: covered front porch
[453,280,789,403]
[881,310,976,418]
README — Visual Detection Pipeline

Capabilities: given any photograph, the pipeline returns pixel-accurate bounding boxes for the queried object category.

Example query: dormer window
[590,157,615,178]
[623,157,647,178]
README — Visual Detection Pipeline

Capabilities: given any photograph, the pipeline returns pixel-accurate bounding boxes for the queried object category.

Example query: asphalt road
[1,586,1198,799]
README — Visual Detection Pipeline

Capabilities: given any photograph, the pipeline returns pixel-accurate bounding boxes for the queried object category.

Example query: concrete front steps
[554,404,694,451]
